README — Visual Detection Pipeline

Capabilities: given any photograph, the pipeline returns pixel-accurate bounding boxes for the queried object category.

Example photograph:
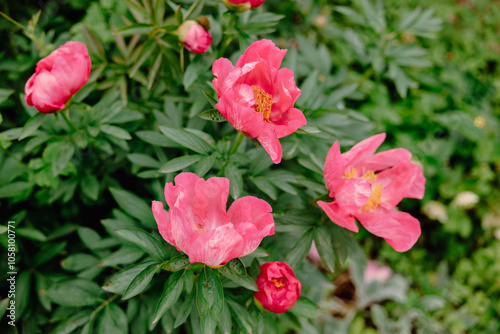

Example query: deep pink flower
[25,41,91,114]
[177,20,212,54]
[223,0,265,11]
[254,261,301,313]
[152,173,274,267]
[212,39,307,164]
[317,133,426,252]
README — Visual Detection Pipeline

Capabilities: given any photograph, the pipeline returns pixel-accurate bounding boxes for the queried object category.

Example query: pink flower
[223,0,265,11]
[317,133,426,252]
[363,261,392,284]
[254,261,301,313]
[152,173,274,267]
[212,39,307,164]
[177,20,212,54]
[25,41,91,114]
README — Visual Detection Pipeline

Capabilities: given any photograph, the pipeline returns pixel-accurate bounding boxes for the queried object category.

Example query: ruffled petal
[228,196,274,256]
[271,67,301,118]
[212,58,235,96]
[256,124,282,164]
[317,200,358,232]
[169,206,199,253]
[360,148,412,172]
[193,176,230,231]
[152,201,175,247]
[335,179,372,214]
[341,133,386,169]
[323,141,343,196]
[355,210,421,252]
[404,163,425,199]
[187,223,244,267]
[272,108,307,139]
[216,95,265,138]
[377,161,422,210]
[235,39,287,74]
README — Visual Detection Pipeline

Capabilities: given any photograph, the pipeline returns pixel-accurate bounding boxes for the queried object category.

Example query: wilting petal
[152,201,175,247]
[341,133,386,168]
[323,141,343,196]
[317,200,358,232]
[335,179,372,214]
[355,210,421,252]
[187,223,244,267]
[360,148,412,172]
[257,124,283,164]
[229,196,274,256]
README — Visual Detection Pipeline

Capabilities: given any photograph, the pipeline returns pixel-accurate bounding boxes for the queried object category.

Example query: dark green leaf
[159,126,212,154]
[224,164,242,199]
[195,154,216,177]
[122,262,161,300]
[47,279,103,306]
[61,253,99,272]
[198,109,227,122]
[98,245,145,267]
[116,227,170,261]
[285,230,314,268]
[227,258,246,276]
[314,225,336,272]
[162,254,190,271]
[97,303,128,334]
[174,291,195,328]
[219,266,258,291]
[151,270,184,326]
[159,155,203,173]
[288,296,321,318]
[100,125,132,140]
[15,270,31,318]
[19,113,44,140]
[226,297,252,333]
[32,241,67,267]
[109,187,154,227]
[102,260,159,294]
[0,181,32,198]
[81,173,100,200]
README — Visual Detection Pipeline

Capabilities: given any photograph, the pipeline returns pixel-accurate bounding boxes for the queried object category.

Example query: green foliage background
[0,0,499,333]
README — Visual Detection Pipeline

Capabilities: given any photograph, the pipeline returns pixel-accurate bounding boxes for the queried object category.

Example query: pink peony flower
[177,20,212,54]
[222,0,265,11]
[317,133,426,252]
[363,260,392,284]
[25,41,91,114]
[254,261,301,313]
[212,39,307,164]
[152,173,274,267]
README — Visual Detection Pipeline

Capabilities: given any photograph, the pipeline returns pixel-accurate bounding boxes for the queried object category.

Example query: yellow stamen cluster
[252,85,273,122]
[271,278,285,289]
[362,183,383,212]
[343,168,357,179]
[362,170,377,182]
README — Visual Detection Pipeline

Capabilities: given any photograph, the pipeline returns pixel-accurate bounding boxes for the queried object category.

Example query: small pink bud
[254,262,301,313]
[25,41,91,114]
[223,0,265,12]
[177,20,212,54]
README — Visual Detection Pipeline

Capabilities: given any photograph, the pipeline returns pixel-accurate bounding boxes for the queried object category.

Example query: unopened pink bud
[177,20,212,54]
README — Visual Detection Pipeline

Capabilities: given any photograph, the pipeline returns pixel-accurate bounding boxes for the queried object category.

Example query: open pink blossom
[212,39,307,164]
[177,20,212,54]
[317,133,426,252]
[254,261,301,313]
[25,41,91,114]
[152,173,274,267]
[223,0,265,11]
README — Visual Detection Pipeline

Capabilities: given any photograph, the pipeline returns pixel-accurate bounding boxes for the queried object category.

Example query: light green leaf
[159,155,203,173]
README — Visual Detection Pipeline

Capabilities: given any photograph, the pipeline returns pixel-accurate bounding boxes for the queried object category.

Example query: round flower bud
[177,20,212,54]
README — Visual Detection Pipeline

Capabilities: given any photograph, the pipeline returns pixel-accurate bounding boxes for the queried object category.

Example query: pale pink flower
[25,41,91,113]
[152,173,274,267]
[212,39,307,164]
[254,261,301,313]
[177,20,212,54]
[318,133,426,252]
[363,260,392,284]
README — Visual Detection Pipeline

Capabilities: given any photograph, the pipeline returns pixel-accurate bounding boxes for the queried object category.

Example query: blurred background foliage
[0,0,499,333]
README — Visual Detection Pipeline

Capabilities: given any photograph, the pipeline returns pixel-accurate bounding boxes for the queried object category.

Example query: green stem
[180,46,185,74]
[60,110,80,133]
[90,294,119,319]
[228,131,244,156]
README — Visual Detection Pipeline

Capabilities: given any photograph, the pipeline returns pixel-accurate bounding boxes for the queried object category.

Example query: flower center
[271,278,285,289]
[252,85,273,122]
[362,183,383,212]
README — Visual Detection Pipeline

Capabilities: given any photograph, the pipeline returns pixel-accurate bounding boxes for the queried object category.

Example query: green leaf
[100,125,132,140]
[81,173,100,200]
[162,254,190,271]
[159,155,203,173]
[116,23,155,36]
[61,253,99,272]
[102,260,159,294]
[219,266,258,291]
[227,258,246,276]
[313,225,336,272]
[43,141,75,177]
[32,241,67,267]
[127,153,160,168]
[294,123,321,134]
[217,300,232,334]
[201,311,217,334]
[159,126,213,154]
[198,109,226,123]
[288,296,321,318]
[47,279,103,306]
[115,227,170,261]
[285,230,314,268]
[15,270,31,318]
[109,187,154,227]
[122,262,161,300]
[53,309,92,334]
[251,177,277,201]
[195,154,216,177]
[226,297,252,333]
[197,267,224,321]
[136,130,179,147]
[0,88,14,104]
[97,303,128,334]
[224,164,242,199]
[174,291,195,328]
[0,298,10,320]
[151,270,184,326]
[98,245,145,267]
[16,227,47,241]
[19,113,44,140]
[0,181,32,198]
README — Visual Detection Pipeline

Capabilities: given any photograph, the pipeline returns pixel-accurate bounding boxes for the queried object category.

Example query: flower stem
[228,131,244,156]
[90,294,119,319]
[60,110,80,133]
[180,46,185,73]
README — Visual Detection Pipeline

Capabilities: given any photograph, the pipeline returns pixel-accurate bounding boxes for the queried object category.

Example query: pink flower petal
[272,108,307,139]
[377,161,422,210]
[323,141,343,196]
[360,148,412,172]
[228,196,274,256]
[169,206,199,252]
[192,176,230,232]
[216,96,265,138]
[404,163,425,199]
[187,223,244,267]
[212,58,234,96]
[152,201,175,247]
[335,179,372,214]
[235,39,287,73]
[271,67,301,117]
[317,200,358,232]
[256,123,283,164]
[355,210,421,252]
[341,133,386,168]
